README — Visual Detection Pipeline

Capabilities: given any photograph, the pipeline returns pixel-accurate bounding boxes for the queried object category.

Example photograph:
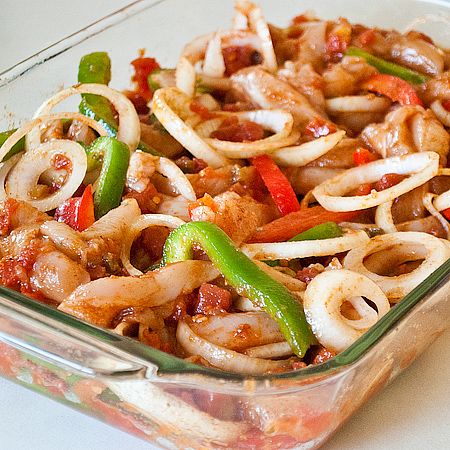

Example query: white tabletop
[1,1,450,449]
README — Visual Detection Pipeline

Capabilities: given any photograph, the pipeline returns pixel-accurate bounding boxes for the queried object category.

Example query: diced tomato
[211,118,265,142]
[249,206,361,243]
[296,267,321,284]
[141,329,172,353]
[124,90,150,115]
[175,156,207,174]
[353,147,378,166]
[304,118,337,139]
[138,226,170,262]
[193,283,232,315]
[355,183,373,196]
[130,57,160,102]
[251,154,301,216]
[54,184,95,231]
[124,182,161,214]
[374,173,407,191]
[222,46,263,76]
[0,198,18,236]
[358,28,376,46]
[310,346,336,365]
[189,101,216,120]
[51,154,72,170]
[188,193,217,218]
[291,14,309,25]
[442,100,450,112]
[443,208,450,221]
[325,18,352,62]
[362,74,423,106]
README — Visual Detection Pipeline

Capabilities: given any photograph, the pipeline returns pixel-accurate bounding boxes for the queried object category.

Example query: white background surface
[1,1,449,449]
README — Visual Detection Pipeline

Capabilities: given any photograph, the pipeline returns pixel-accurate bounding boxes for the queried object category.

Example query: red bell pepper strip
[248,206,361,243]
[362,74,423,106]
[250,154,300,216]
[353,147,378,166]
[443,208,450,221]
[54,185,95,232]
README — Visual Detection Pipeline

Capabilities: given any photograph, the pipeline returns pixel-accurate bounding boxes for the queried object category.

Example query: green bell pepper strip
[86,136,130,219]
[78,52,163,156]
[289,222,343,242]
[0,129,25,162]
[163,221,316,357]
[345,47,428,84]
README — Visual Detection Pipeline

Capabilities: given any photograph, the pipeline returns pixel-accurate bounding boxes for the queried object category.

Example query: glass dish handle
[0,289,155,380]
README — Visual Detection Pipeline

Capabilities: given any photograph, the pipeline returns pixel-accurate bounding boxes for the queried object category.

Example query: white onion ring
[202,33,226,78]
[303,269,390,352]
[244,1,277,72]
[375,201,397,233]
[152,87,229,168]
[271,131,346,167]
[313,152,439,212]
[177,320,290,374]
[0,114,107,163]
[431,99,450,127]
[343,231,450,299]
[0,153,22,201]
[155,156,196,201]
[244,341,293,359]
[121,214,185,276]
[325,95,391,114]
[7,139,87,212]
[205,110,298,158]
[241,230,369,260]
[30,84,140,151]
[423,193,450,238]
[175,57,196,98]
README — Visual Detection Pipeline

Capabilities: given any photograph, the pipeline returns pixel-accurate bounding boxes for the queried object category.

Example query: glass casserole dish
[0,0,450,448]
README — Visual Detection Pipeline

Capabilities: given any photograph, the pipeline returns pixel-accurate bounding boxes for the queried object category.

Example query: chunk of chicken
[126,151,156,193]
[190,191,273,244]
[421,71,450,104]
[278,62,326,115]
[323,56,377,98]
[362,106,450,162]
[231,66,324,125]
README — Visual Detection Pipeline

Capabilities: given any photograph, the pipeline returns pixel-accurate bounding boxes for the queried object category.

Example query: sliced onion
[234,296,262,312]
[375,201,397,233]
[7,140,87,212]
[30,84,140,151]
[244,341,293,359]
[313,152,439,212]
[175,57,196,98]
[431,99,450,127]
[0,153,22,201]
[157,194,190,221]
[423,193,450,239]
[155,156,196,201]
[121,214,185,276]
[303,269,390,352]
[82,198,141,242]
[195,118,224,138]
[190,311,284,351]
[343,231,450,300]
[177,320,290,374]
[59,261,220,327]
[152,87,228,168]
[197,74,232,91]
[241,230,369,260]
[205,110,298,158]
[0,114,106,163]
[271,131,346,167]
[202,33,226,78]
[325,95,391,114]
[253,260,306,293]
[233,9,248,29]
[242,1,277,72]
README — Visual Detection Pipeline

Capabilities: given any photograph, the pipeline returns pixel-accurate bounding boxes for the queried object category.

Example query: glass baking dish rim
[0,0,449,385]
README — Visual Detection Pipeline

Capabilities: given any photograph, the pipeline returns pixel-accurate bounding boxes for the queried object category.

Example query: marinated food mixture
[1,1,450,375]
